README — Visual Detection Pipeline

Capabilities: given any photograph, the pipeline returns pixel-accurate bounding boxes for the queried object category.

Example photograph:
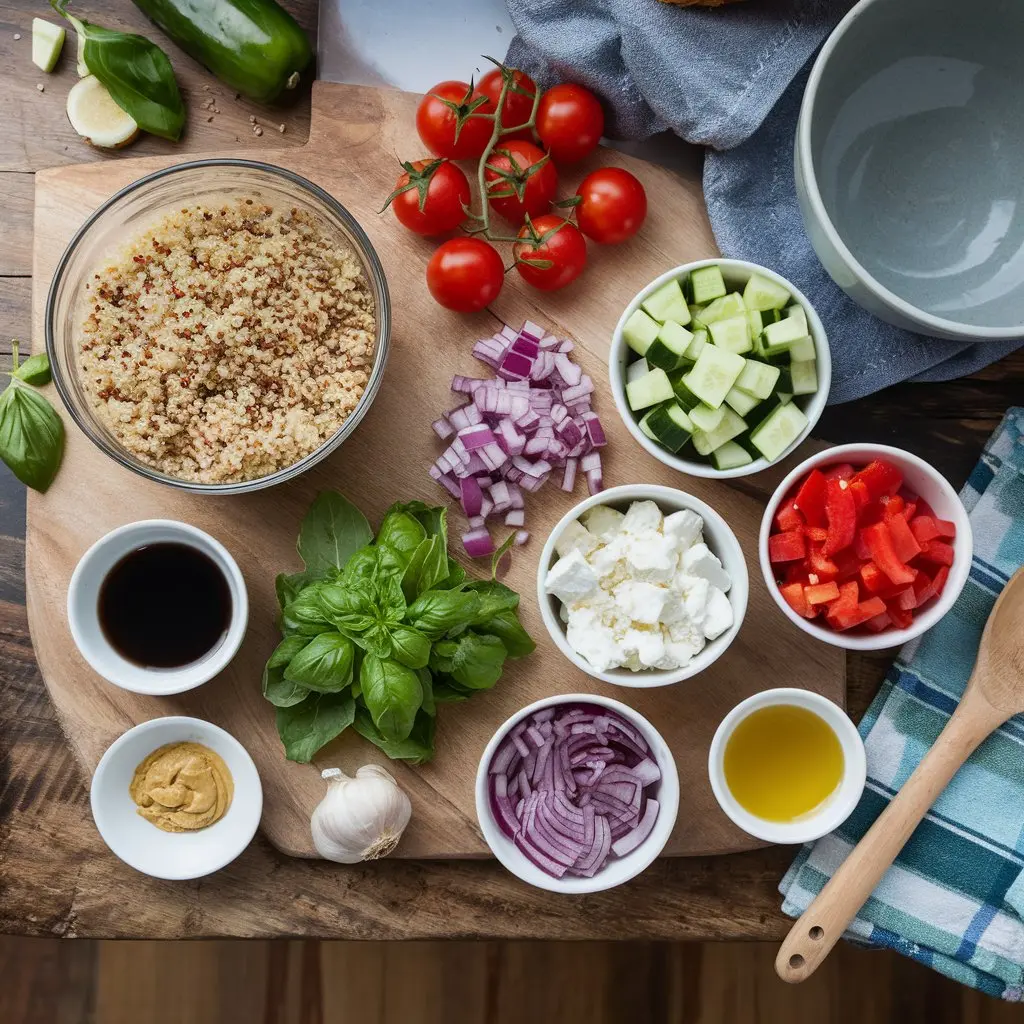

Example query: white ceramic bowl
[537,484,748,687]
[609,259,831,480]
[759,444,973,651]
[475,693,680,893]
[795,0,1024,340]
[708,688,866,845]
[91,716,263,880]
[67,520,248,695]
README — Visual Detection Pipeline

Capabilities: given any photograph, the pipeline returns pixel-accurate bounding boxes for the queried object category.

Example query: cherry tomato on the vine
[574,167,647,244]
[484,140,558,224]
[416,80,495,160]
[513,215,588,292]
[426,238,505,312]
[477,67,537,137]
[384,159,472,236]
[536,83,604,164]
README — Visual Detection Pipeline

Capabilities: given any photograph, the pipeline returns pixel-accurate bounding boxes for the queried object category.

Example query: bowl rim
[90,715,263,880]
[758,443,974,651]
[608,258,832,480]
[474,692,680,894]
[796,0,1023,341]
[707,687,867,845]
[44,157,392,495]
[536,483,749,687]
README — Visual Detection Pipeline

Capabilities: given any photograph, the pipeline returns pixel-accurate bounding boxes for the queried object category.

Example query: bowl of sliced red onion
[475,694,679,893]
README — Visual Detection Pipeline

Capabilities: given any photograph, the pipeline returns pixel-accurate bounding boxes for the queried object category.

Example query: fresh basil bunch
[0,344,64,493]
[264,491,534,764]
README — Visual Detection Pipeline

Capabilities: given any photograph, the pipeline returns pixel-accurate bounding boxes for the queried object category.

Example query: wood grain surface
[1,0,1022,940]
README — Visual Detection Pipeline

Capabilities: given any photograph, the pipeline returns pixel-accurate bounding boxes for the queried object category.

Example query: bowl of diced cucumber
[610,260,831,478]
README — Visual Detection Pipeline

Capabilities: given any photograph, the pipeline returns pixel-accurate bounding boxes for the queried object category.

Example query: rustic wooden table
[1,0,1021,941]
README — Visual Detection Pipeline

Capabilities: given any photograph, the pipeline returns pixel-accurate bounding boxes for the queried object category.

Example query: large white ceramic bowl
[475,693,680,893]
[537,484,748,687]
[91,716,263,880]
[609,259,831,479]
[795,0,1024,340]
[759,444,973,651]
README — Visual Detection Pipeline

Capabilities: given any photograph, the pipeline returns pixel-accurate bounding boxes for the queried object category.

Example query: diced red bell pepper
[833,547,863,582]
[854,529,872,560]
[808,544,839,578]
[823,477,857,554]
[932,565,950,596]
[805,526,828,543]
[860,561,888,594]
[824,463,855,482]
[827,580,860,616]
[775,503,805,533]
[881,494,905,519]
[793,469,828,528]
[885,514,922,564]
[783,562,810,586]
[827,596,887,631]
[902,501,918,521]
[849,480,870,510]
[919,539,954,567]
[886,602,914,630]
[915,498,936,519]
[894,586,918,611]
[863,610,892,633]
[852,459,903,500]
[934,519,957,538]
[805,581,841,605]
[780,582,814,618]
[862,522,916,585]
[912,570,935,605]
[769,530,806,564]
[909,516,941,544]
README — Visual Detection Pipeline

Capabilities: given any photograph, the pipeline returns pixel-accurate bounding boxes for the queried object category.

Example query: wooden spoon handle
[776,685,1006,983]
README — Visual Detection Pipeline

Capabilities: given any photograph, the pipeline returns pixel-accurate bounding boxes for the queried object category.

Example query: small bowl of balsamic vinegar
[707,688,866,845]
[68,520,248,695]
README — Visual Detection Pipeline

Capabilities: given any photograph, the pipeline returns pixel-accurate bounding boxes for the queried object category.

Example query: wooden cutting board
[27,82,844,860]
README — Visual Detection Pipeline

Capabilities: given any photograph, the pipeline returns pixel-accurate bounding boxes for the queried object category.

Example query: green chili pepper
[132,0,312,104]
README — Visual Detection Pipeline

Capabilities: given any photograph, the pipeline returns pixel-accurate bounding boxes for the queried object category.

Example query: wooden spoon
[777,566,1024,983]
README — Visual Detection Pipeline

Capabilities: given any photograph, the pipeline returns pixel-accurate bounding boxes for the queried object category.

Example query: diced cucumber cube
[689,265,727,305]
[643,401,694,453]
[762,316,808,351]
[689,403,726,432]
[787,334,816,362]
[668,369,701,410]
[683,328,707,361]
[645,319,694,371]
[626,358,650,384]
[639,409,658,441]
[684,345,745,409]
[626,368,674,411]
[724,386,760,417]
[697,292,746,324]
[712,440,754,471]
[749,402,809,462]
[692,407,747,455]
[708,315,753,355]
[689,304,707,328]
[790,359,818,396]
[743,273,791,311]
[747,309,763,338]
[642,280,691,325]
[32,18,65,73]
[734,359,781,400]
[761,308,784,325]
[784,305,808,333]
[623,309,660,356]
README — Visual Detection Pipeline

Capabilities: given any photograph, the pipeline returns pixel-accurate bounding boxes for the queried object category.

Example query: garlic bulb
[311,765,412,864]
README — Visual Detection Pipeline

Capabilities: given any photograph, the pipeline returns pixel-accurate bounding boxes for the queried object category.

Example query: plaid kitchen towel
[780,408,1024,999]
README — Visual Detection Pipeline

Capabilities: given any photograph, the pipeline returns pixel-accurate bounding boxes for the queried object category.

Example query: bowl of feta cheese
[537,485,749,687]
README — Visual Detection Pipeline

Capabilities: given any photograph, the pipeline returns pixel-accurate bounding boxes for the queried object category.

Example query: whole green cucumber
[132,0,312,104]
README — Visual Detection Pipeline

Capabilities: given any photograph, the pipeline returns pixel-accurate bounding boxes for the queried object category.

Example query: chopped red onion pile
[428,321,608,560]
[488,703,661,879]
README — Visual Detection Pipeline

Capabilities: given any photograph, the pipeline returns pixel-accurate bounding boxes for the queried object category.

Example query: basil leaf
[281,586,334,636]
[0,384,64,493]
[428,640,457,675]
[376,510,427,564]
[440,632,507,690]
[52,1,185,141]
[374,572,407,624]
[360,623,393,659]
[319,581,375,635]
[475,610,535,658]
[275,572,306,613]
[13,353,51,386]
[418,669,436,716]
[430,678,470,704]
[353,707,435,764]
[387,625,431,670]
[268,635,309,669]
[284,632,355,692]
[402,534,448,601]
[404,589,481,639]
[491,531,517,579]
[276,690,356,763]
[464,579,520,622]
[386,500,447,544]
[433,557,467,591]
[359,653,422,742]
[297,491,372,580]
[262,661,309,708]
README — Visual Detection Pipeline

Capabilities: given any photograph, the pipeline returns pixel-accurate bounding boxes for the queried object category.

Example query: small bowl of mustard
[90,716,263,880]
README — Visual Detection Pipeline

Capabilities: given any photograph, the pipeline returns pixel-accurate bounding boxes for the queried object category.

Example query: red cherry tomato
[386,159,472,236]
[426,238,505,312]
[416,80,495,160]
[513,215,588,291]
[574,167,647,244]
[484,140,558,224]
[536,83,604,163]
[477,68,537,135]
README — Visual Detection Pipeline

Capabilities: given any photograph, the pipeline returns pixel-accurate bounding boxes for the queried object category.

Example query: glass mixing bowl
[45,159,391,495]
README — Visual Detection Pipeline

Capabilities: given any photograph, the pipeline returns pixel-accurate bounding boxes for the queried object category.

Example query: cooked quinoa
[78,198,376,484]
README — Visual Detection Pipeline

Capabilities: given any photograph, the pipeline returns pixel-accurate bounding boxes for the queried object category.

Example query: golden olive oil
[723,705,844,822]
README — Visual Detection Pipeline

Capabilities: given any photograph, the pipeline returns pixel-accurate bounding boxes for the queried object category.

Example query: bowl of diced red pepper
[759,444,973,649]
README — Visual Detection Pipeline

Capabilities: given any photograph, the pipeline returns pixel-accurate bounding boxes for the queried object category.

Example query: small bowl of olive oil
[708,688,866,845]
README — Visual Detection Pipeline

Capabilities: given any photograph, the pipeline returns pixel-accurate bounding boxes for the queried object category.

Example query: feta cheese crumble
[545,500,734,672]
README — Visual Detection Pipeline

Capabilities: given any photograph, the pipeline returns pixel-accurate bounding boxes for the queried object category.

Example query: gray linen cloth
[505,0,1022,404]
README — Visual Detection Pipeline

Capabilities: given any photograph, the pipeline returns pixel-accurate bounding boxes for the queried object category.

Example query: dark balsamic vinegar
[98,542,232,669]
